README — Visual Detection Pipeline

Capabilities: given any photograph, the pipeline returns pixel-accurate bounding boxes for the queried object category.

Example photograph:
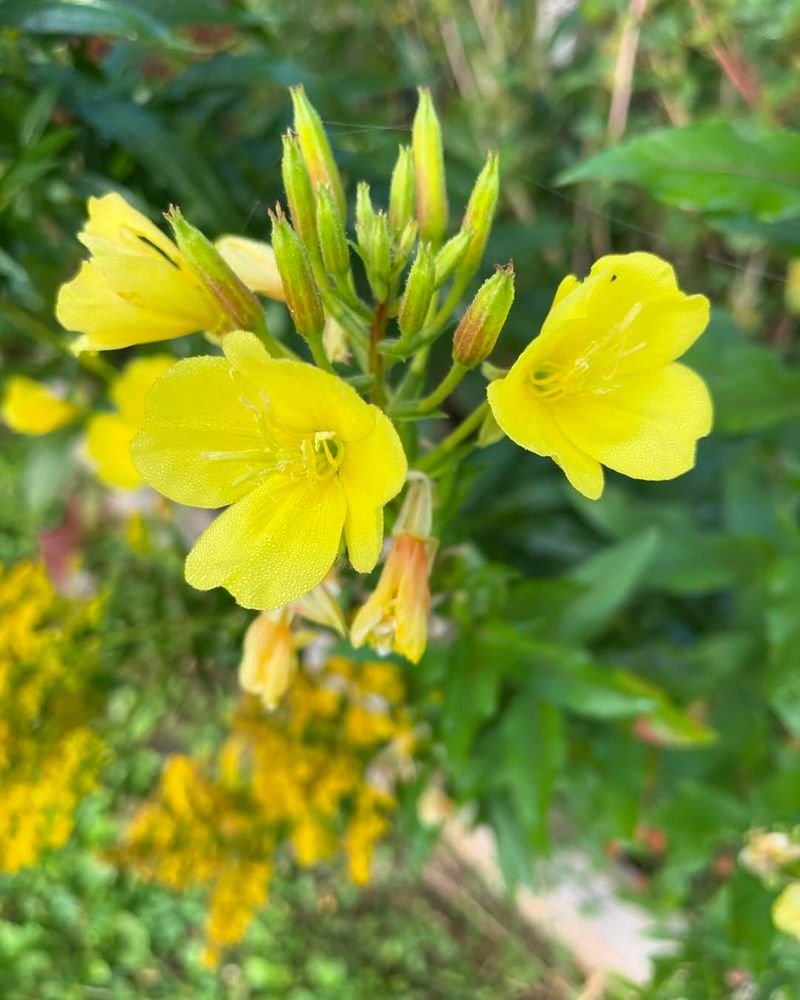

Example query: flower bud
[366,212,391,303]
[393,219,419,272]
[167,207,264,334]
[459,151,499,276]
[355,182,376,255]
[433,228,472,288]
[388,144,415,235]
[270,206,325,340]
[412,88,448,245]
[290,84,345,216]
[214,235,285,301]
[323,314,350,364]
[398,243,435,341]
[394,473,433,539]
[281,132,319,257]
[316,183,350,281]
[452,262,514,368]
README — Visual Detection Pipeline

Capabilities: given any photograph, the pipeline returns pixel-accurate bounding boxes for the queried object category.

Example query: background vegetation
[1,0,800,996]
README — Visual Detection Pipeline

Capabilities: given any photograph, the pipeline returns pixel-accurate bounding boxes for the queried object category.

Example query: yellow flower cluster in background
[0,561,106,873]
[119,656,412,965]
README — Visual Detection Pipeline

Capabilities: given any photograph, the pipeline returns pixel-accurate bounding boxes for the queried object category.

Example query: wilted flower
[56,194,223,351]
[132,330,407,610]
[2,376,80,435]
[238,609,297,709]
[488,253,712,500]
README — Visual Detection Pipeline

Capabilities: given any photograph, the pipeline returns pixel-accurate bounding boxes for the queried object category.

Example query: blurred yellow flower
[488,253,712,500]
[132,330,407,610]
[56,193,223,351]
[86,355,174,489]
[2,376,80,435]
[214,235,286,301]
[787,259,800,315]
[773,882,800,940]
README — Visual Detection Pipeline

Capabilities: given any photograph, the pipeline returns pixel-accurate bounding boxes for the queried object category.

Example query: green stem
[252,316,299,360]
[369,300,389,406]
[415,401,489,474]
[306,331,334,372]
[417,361,468,413]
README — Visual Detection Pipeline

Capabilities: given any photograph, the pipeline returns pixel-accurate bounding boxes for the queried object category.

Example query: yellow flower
[86,355,174,489]
[214,235,286,301]
[238,610,297,709]
[773,882,800,940]
[56,194,223,351]
[131,330,407,610]
[2,376,80,435]
[787,259,800,315]
[487,253,712,500]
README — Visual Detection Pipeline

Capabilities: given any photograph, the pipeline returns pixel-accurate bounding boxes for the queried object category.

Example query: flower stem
[415,401,489,474]
[369,300,388,405]
[417,361,468,413]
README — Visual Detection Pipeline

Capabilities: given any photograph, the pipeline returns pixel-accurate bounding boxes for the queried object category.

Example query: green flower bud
[452,262,514,368]
[366,212,391,303]
[355,182,376,255]
[433,228,472,288]
[290,85,345,216]
[388,144,415,235]
[166,206,263,334]
[281,132,319,257]
[316,183,350,281]
[270,206,324,341]
[412,88,448,245]
[398,243,435,341]
[460,151,499,276]
[393,219,419,273]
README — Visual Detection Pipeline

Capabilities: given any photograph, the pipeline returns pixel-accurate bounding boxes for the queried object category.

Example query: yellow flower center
[529,303,645,401]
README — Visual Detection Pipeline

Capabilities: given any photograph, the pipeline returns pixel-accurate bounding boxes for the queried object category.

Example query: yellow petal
[554,363,713,481]
[79,193,180,263]
[773,882,800,940]
[2,377,79,435]
[185,473,346,610]
[86,413,141,489]
[487,377,604,500]
[111,355,175,423]
[338,408,408,572]
[131,356,266,508]
[214,236,286,301]
[222,330,376,442]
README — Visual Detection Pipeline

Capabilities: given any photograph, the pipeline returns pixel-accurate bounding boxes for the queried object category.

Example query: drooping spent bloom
[131,330,407,610]
[2,377,80,435]
[56,194,223,351]
[238,580,346,708]
[214,235,286,301]
[86,355,174,489]
[488,253,712,500]
[351,475,435,664]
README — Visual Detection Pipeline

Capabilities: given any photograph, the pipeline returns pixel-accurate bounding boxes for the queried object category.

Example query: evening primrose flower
[131,330,407,610]
[773,882,800,940]
[56,194,223,351]
[86,355,174,489]
[2,376,80,435]
[488,253,712,500]
[214,236,286,302]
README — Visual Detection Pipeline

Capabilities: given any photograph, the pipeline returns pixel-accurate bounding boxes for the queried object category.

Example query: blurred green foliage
[2,0,800,996]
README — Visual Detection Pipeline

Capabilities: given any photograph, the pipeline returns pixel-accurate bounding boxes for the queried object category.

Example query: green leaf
[618,675,717,747]
[442,632,504,768]
[765,552,800,737]
[559,120,800,222]
[558,528,660,642]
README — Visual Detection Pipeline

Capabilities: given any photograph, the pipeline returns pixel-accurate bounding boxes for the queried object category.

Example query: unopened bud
[412,88,448,245]
[290,84,345,216]
[398,243,435,341]
[389,144,415,235]
[316,183,350,281]
[393,219,419,272]
[460,151,499,275]
[394,473,433,540]
[366,212,391,303]
[452,262,514,368]
[281,132,319,257]
[167,207,263,334]
[270,207,325,340]
[214,235,285,302]
[433,228,472,288]
[355,182,376,254]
